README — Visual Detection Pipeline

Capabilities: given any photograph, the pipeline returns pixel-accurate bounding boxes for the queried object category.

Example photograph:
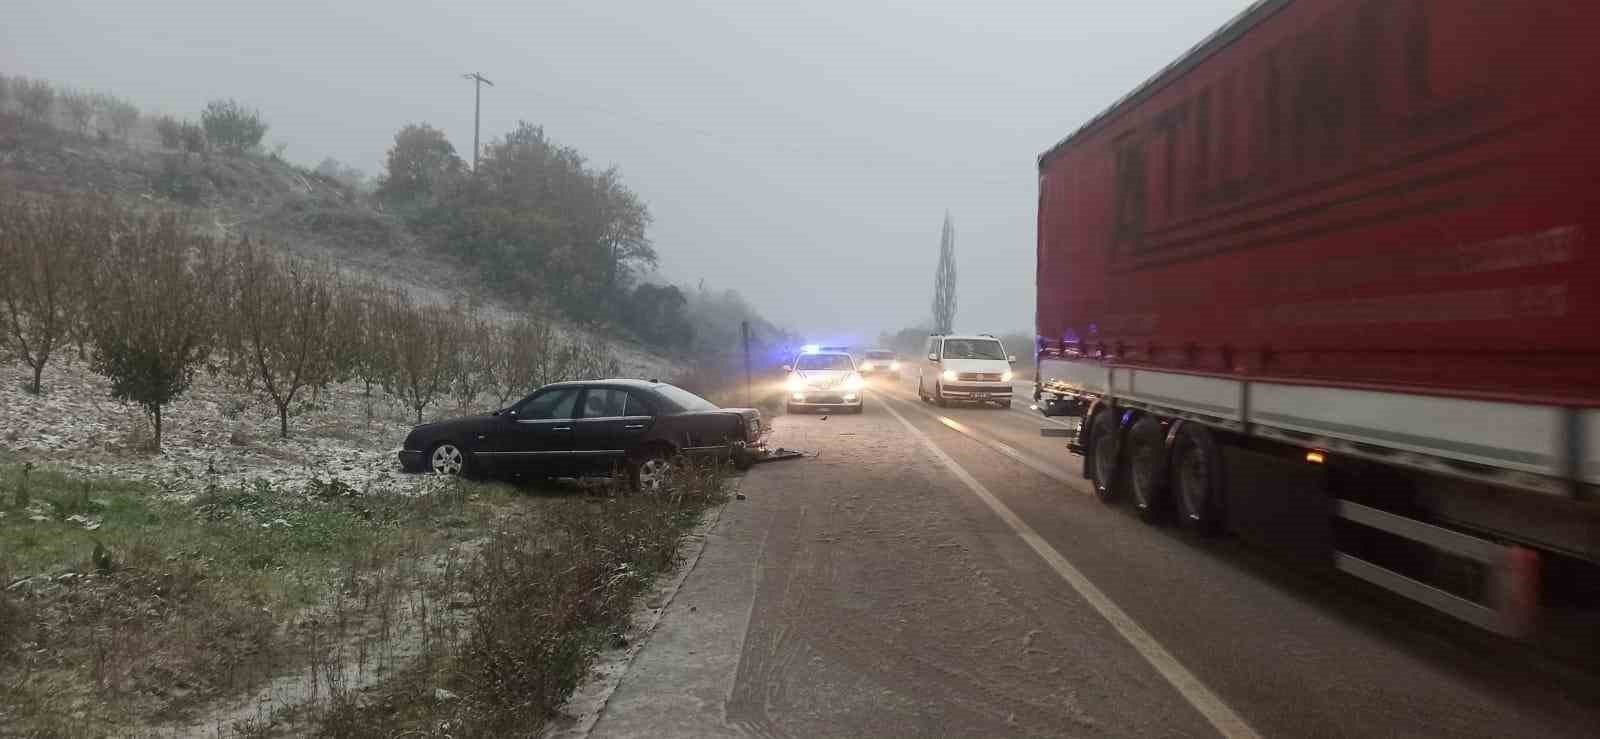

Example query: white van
[917,334,1016,407]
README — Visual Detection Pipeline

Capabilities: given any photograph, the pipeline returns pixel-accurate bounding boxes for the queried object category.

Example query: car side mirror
[782,365,792,373]
[1008,355,1017,363]
[927,353,938,362]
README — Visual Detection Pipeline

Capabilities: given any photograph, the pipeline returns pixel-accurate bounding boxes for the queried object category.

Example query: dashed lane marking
[878,396,1263,739]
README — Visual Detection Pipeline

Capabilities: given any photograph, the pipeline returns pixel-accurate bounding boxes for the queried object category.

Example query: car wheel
[629,450,677,493]
[429,442,469,477]
[1127,416,1170,523]
[1088,408,1124,503]
[933,384,947,407]
[1173,424,1226,536]
[917,379,928,402]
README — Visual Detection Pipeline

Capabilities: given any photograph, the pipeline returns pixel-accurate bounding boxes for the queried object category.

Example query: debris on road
[748,447,806,465]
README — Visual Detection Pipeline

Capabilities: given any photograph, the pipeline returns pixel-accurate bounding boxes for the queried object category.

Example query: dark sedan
[397,380,767,490]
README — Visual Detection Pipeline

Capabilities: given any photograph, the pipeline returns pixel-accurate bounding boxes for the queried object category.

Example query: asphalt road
[589,375,1600,738]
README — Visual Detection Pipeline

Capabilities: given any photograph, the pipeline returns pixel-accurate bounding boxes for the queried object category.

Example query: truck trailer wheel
[1127,415,1170,523]
[1088,408,1124,503]
[1172,424,1226,536]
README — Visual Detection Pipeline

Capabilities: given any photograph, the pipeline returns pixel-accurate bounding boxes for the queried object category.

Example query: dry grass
[311,460,732,738]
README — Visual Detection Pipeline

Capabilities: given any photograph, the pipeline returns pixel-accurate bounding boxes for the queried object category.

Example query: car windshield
[795,353,854,371]
[941,339,1006,360]
[651,384,719,412]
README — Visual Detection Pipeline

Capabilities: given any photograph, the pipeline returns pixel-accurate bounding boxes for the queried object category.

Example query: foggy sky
[2,0,1249,343]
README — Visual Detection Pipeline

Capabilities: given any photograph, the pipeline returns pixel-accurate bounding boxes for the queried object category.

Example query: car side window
[517,388,579,420]
[623,392,654,417]
[580,388,629,418]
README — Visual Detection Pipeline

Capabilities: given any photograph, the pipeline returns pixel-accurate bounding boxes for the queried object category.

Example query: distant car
[917,334,1016,407]
[856,349,901,377]
[784,350,865,414]
[397,380,766,490]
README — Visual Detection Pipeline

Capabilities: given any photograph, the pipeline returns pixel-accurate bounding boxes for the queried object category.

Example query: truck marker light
[1306,450,1327,464]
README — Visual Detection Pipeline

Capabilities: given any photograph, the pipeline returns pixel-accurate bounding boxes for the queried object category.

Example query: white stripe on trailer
[1250,383,1563,478]
[1583,410,1600,486]
[1112,367,1245,424]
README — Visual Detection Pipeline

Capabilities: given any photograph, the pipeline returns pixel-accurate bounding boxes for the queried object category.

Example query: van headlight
[942,369,957,382]
[1002,370,1014,382]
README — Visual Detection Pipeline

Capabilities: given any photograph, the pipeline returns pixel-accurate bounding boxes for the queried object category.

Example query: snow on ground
[1,359,441,497]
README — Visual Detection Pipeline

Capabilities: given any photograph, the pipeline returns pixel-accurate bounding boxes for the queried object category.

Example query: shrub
[154,115,182,149]
[14,78,54,124]
[155,156,203,205]
[199,98,267,154]
[96,95,139,141]
[178,120,206,156]
[376,123,463,207]
[0,75,9,111]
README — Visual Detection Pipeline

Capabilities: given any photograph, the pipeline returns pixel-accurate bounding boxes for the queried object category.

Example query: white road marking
[879,397,1262,739]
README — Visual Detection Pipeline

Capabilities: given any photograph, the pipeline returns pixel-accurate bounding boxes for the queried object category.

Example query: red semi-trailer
[1035,0,1600,640]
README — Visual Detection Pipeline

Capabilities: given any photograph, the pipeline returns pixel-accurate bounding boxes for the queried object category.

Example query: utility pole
[462,72,494,171]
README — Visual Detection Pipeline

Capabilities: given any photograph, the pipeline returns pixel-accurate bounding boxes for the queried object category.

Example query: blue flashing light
[801,344,821,354]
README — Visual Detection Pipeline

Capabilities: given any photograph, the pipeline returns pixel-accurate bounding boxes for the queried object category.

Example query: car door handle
[551,426,572,432]
[623,424,646,430]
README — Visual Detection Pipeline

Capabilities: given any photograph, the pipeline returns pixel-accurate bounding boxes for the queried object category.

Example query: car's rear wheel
[629,449,677,493]
[429,442,469,477]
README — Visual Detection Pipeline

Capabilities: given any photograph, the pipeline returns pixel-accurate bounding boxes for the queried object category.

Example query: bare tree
[0,196,89,394]
[61,90,94,135]
[229,239,340,438]
[486,309,554,407]
[89,212,220,451]
[449,302,492,411]
[15,78,54,125]
[383,292,459,424]
[331,280,395,416]
[931,211,957,334]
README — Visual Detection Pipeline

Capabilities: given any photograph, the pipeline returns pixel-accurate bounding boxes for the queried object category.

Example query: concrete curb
[543,482,738,739]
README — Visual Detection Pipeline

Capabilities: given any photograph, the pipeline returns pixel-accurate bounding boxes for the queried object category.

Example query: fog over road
[590,376,1600,738]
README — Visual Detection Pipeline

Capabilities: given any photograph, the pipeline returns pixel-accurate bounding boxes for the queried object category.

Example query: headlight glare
[845,372,864,390]
[785,373,805,392]
[942,369,957,382]
[1002,370,1014,382]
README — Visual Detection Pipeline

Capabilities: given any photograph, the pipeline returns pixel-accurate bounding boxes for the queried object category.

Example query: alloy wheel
[430,444,465,476]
